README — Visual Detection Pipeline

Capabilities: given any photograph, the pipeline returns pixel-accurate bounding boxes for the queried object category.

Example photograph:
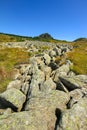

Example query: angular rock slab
[0,88,26,112]
[0,111,47,130]
[25,90,69,111]
[59,75,87,91]
[53,64,70,82]
[25,90,69,130]
[57,97,87,130]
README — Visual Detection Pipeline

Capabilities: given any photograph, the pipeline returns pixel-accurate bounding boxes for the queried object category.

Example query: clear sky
[0,0,87,41]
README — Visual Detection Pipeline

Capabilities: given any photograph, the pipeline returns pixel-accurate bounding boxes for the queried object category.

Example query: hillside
[0,32,67,43]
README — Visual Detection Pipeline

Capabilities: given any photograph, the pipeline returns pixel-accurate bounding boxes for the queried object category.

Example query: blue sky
[0,0,87,41]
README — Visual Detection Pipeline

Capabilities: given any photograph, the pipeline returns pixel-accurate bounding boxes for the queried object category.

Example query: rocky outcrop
[57,96,87,130]
[0,42,87,130]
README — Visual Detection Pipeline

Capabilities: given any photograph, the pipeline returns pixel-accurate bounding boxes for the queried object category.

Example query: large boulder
[57,96,87,130]
[0,111,47,130]
[25,90,69,130]
[53,64,70,82]
[59,75,87,91]
[25,90,69,112]
[0,88,26,112]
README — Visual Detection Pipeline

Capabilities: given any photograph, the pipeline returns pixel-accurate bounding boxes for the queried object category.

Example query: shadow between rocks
[54,108,62,130]
[0,97,17,112]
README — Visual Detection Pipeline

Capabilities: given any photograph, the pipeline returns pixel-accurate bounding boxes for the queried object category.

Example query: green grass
[67,41,87,74]
[0,47,30,92]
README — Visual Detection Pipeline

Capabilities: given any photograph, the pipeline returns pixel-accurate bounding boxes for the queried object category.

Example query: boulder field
[0,41,87,130]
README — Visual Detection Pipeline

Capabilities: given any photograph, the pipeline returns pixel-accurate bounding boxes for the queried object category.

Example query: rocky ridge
[0,41,87,130]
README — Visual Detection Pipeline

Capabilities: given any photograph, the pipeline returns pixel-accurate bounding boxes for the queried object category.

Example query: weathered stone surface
[67,89,84,108]
[0,108,12,115]
[59,75,87,91]
[57,97,87,130]
[75,75,87,83]
[49,50,56,57]
[41,66,51,80]
[25,90,69,130]
[43,53,51,65]
[25,90,69,111]
[7,80,22,90]
[21,82,29,95]
[53,47,62,56]
[0,88,26,111]
[0,111,48,130]
[31,68,45,84]
[40,78,56,92]
[53,64,70,82]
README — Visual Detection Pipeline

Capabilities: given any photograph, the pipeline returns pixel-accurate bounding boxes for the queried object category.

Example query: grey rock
[7,80,22,90]
[75,75,87,83]
[57,97,87,130]
[40,78,56,92]
[59,75,87,91]
[49,50,57,58]
[68,71,76,77]
[41,66,51,80]
[53,47,61,56]
[43,53,51,65]
[19,65,28,75]
[0,111,48,130]
[67,89,84,109]
[25,90,69,111]
[0,88,26,112]
[25,90,69,129]
[31,69,45,84]
[21,82,29,95]
[29,80,40,97]
[53,64,70,82]
[0,108,12,115]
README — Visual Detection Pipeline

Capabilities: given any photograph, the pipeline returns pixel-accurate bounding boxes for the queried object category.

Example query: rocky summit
[0,41,87,130]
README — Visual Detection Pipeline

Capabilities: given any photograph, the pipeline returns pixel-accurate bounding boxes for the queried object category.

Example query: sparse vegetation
[0,47,29,92]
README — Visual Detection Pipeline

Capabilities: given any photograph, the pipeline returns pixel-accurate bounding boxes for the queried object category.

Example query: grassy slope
[0,33,68,43]
[0,47,30,92]
[67,40,87,74]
